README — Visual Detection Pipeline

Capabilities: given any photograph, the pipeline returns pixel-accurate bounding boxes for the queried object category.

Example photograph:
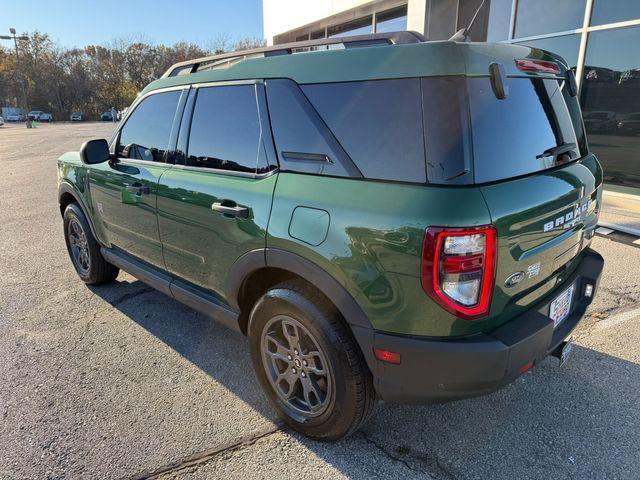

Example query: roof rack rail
[161,31,426,78]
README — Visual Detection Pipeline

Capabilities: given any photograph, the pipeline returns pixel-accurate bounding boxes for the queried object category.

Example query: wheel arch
[227,248,376,374]
[58,182,99,241]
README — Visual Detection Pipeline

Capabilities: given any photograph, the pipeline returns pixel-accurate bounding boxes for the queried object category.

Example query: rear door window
[186,85,262,173]
[301,79,426,183]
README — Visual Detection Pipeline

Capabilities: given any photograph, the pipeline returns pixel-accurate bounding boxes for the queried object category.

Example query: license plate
[550,284,574,328]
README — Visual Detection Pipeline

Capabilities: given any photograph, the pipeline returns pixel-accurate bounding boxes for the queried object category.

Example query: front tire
[248,280,376,441]
[63,203,119,285]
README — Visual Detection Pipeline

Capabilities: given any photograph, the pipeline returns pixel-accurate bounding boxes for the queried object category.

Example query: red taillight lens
[421,226,497,320]
[515,59,561,75]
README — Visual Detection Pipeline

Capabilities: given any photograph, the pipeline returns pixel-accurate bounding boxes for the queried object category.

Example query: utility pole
[0,28,29,110]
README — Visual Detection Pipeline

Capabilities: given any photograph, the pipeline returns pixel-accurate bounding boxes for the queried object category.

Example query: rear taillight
[515,59,561,75]
[421,226,497,320]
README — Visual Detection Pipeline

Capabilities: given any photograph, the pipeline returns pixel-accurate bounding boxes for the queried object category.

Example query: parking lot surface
[1,122,639,479]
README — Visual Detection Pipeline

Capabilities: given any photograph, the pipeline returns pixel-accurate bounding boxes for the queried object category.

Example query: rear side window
[302,79,426,183]
[422,77,473,184]
[118,90,181,162]
[186,85,261,173]
[468,77,587,183]
[265,79,357,178]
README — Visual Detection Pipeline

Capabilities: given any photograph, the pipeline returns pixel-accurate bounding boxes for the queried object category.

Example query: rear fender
[226,248,377,375]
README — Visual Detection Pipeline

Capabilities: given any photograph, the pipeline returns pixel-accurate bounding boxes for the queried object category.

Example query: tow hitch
[551,338,574,366]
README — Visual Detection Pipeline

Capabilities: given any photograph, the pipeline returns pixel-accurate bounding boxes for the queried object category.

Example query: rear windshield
[467,77,587,183]
[423,76,587,184]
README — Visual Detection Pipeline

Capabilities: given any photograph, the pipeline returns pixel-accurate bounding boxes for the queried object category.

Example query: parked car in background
[100,111,113,121]
[6,113,25,122]
[619,68,640,84]
[583,111,617,134]
[28,111,44,121]
[617,113,640,135]
[0,116,4,126]
[39,112,53,122]
[70,112,83,121]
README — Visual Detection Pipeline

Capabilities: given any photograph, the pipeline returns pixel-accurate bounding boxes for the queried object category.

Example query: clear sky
[0,0,264,48]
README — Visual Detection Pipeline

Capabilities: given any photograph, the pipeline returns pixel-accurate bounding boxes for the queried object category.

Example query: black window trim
[109,85,190,165]
[174,79,279,179]
[265,78,364,179]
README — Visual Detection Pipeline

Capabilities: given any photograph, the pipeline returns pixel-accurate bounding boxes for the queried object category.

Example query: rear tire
[63,203,119,285]
[248,279,376,441]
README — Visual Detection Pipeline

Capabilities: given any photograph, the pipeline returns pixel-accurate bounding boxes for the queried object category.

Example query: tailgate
[481,155,602,328]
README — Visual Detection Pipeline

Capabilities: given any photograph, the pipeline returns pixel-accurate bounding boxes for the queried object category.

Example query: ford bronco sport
[57,31,604,441]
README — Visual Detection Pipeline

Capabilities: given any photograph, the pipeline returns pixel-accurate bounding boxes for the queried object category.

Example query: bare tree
[0,31,267,120]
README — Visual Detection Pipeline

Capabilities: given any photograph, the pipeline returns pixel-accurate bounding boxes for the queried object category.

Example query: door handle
[211,201,249,218]
[124,183,150,195]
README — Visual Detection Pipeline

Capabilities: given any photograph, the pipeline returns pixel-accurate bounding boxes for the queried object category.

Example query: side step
[101,248,241,333]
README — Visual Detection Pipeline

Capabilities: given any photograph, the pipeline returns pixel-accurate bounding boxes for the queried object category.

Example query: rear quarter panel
[267,173,493,337]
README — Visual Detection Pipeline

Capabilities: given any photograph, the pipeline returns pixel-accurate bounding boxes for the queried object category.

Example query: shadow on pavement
[91,277,640,480]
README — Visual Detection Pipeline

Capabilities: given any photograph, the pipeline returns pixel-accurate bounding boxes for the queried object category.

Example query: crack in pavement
[126,423,283,480]
[107,286,155,308]
[356,430,455,479]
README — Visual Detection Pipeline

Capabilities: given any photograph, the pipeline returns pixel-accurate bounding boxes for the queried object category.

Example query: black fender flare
[58,181,99,241]
[226,247,377,373]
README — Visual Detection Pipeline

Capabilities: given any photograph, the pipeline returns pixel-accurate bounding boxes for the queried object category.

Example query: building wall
[263,0,377,45]
[264,0,489,45]
[491,0,640,189]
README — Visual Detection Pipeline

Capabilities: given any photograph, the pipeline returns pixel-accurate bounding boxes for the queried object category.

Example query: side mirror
[80,139,111,164]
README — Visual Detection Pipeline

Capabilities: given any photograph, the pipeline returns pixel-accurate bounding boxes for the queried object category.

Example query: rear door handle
[211,201,249,218]
[125,183,150,195]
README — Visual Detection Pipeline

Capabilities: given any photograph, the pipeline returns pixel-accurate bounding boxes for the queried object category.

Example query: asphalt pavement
[1,121,639,479]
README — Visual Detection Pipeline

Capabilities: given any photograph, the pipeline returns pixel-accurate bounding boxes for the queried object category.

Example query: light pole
[0,28,29,110]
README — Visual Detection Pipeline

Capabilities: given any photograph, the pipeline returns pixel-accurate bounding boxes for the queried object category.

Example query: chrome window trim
[170,162,278,179]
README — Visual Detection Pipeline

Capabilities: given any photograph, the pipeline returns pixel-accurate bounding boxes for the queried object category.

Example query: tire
[248,279,377,441]
[63,203,119,285]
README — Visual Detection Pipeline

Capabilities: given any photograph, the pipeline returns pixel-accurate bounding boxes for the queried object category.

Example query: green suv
[57,32,604,440]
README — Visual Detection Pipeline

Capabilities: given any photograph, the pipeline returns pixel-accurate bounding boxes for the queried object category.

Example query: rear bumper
[372,248,604,404]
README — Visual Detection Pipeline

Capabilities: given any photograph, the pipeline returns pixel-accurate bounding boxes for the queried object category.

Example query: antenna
[449,0,486,42]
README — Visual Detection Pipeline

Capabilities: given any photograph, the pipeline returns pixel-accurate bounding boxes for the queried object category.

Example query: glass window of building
[486,0,512,41]
[516,34,581,69]
[580,26,640,188]
[375,6,407,33]
[591,0,640,26]
[328,16,373,38]
[514,0,586,38]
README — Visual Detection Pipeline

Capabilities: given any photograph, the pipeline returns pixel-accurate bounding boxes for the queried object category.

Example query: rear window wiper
[536,142,576,160]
